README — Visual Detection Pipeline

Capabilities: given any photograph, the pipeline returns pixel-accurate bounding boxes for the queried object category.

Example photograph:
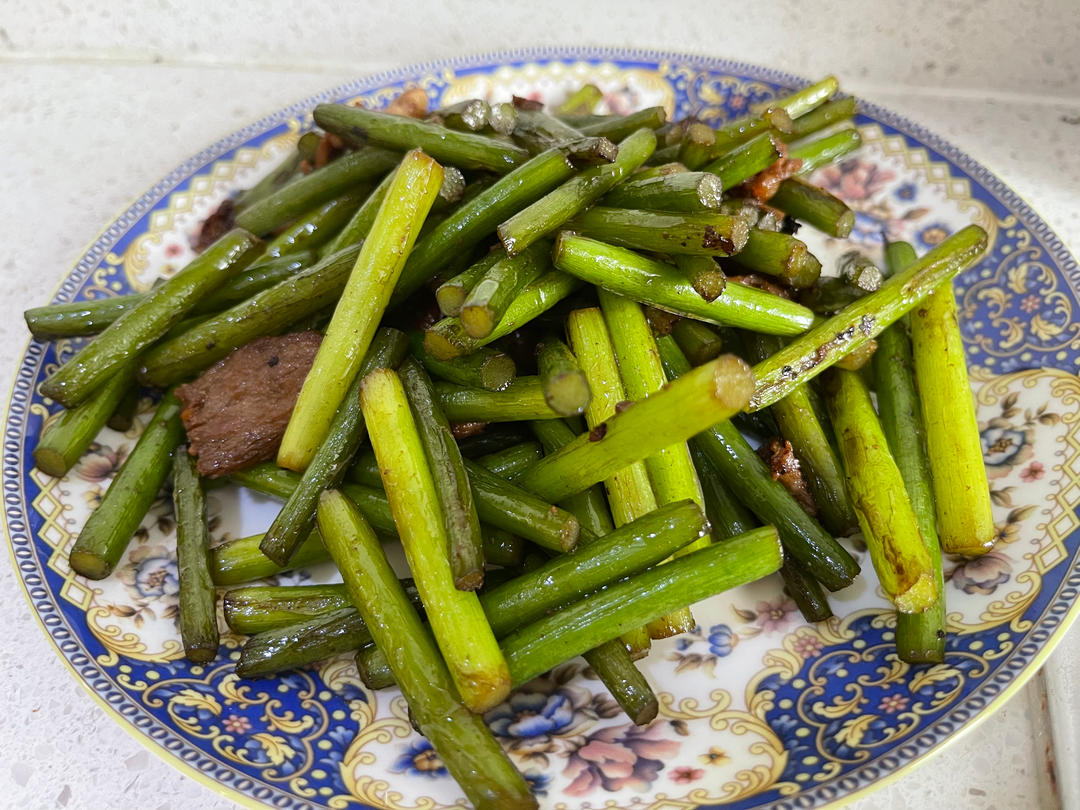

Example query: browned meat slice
[175,332,322,477]
[384,87,430,118]
[193,198,236,253]
[757,437,818,516]
[726,273,794,299]
[738,139,804,203]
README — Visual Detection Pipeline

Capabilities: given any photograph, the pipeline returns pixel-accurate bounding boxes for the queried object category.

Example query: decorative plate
[5,48,1079,810]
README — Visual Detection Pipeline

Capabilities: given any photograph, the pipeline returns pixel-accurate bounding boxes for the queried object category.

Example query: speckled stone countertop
[1,2,1077,807]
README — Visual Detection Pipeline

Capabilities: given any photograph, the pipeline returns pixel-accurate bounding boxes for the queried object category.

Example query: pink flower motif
[815,160,895,202]
[563,723,680,796]
[73,442,127,483]
[754,596,799,634]
[877,693,909,714]
[728,94,746,111]
[1019,294,1042,314]
[950,551,1012,596]
[164,243,184,258]
[791,634,825,659]
[671,766,704,783]
[1020,461,1045,482]
[223,714,251,734]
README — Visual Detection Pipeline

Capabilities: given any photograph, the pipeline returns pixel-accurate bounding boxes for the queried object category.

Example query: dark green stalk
[234,148,303,212]
[602,171,724,212]
[528,418,656,723]
[263,191,365,258]
[236,608,373,678]
[33,369,134,477]
[315,490,537,810]
[779,558,834,622]
[481,500,710,637]
[552,234,814,335]
[456,425,534,458]
[423,271,582,359]
[677,122,718,170]
[461,460,581,553]
[530,420,616,537]
[354,645,397,689]
[556,84,603,116]
[672,319,724,365]
[347,450,578,554]
[749,225,989,411]
[279,150,443,471]
[728,229,822,289]
[688,442,757,540]
[487,102,519,135]
[674,255,726,302]
[771,76,839,119]
[138,244,361,387]
[314,103,529,172]
[357,369,510,712]
[791,129,862,175]
[537,335,590,417]
[769,177,855,237]
[659,337,860,591]
[235,148,399,235]
[481,529,526,568]
[172,448,219,663]
[210,531,330,586]
[223,583,351,634]
[106,386,139,432]
[324,168,395,253]
[501,527,783,685]
[475,443,544,479]
[823,369,937,613]
[746,333,858,536]
[498,128,657,256]
[211,521,519,587]
[435,251,502,317]
[43,230,263,406]
[779,97,857,142]
[25,253,311,341]
[512,109,613,161]
[400,358,485,591]
[349,626,656,721]
[577,107,667,140]
[232,464,399,536]
[390,147,576,304]
[437,99,491,132]
[873,242,946,661]
[69,393,184,579]
[409,330,516,392]
[706,107,793,158]
[566,206,749,257]
[258,328,408,567]
[434,377,561,422]
[461,242,550,339]
[704,132,782,190]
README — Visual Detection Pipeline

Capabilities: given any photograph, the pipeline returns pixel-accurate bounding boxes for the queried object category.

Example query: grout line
[2,50,1079,107]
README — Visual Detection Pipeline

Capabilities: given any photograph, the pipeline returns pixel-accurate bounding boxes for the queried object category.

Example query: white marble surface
[1,2,1078,808]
